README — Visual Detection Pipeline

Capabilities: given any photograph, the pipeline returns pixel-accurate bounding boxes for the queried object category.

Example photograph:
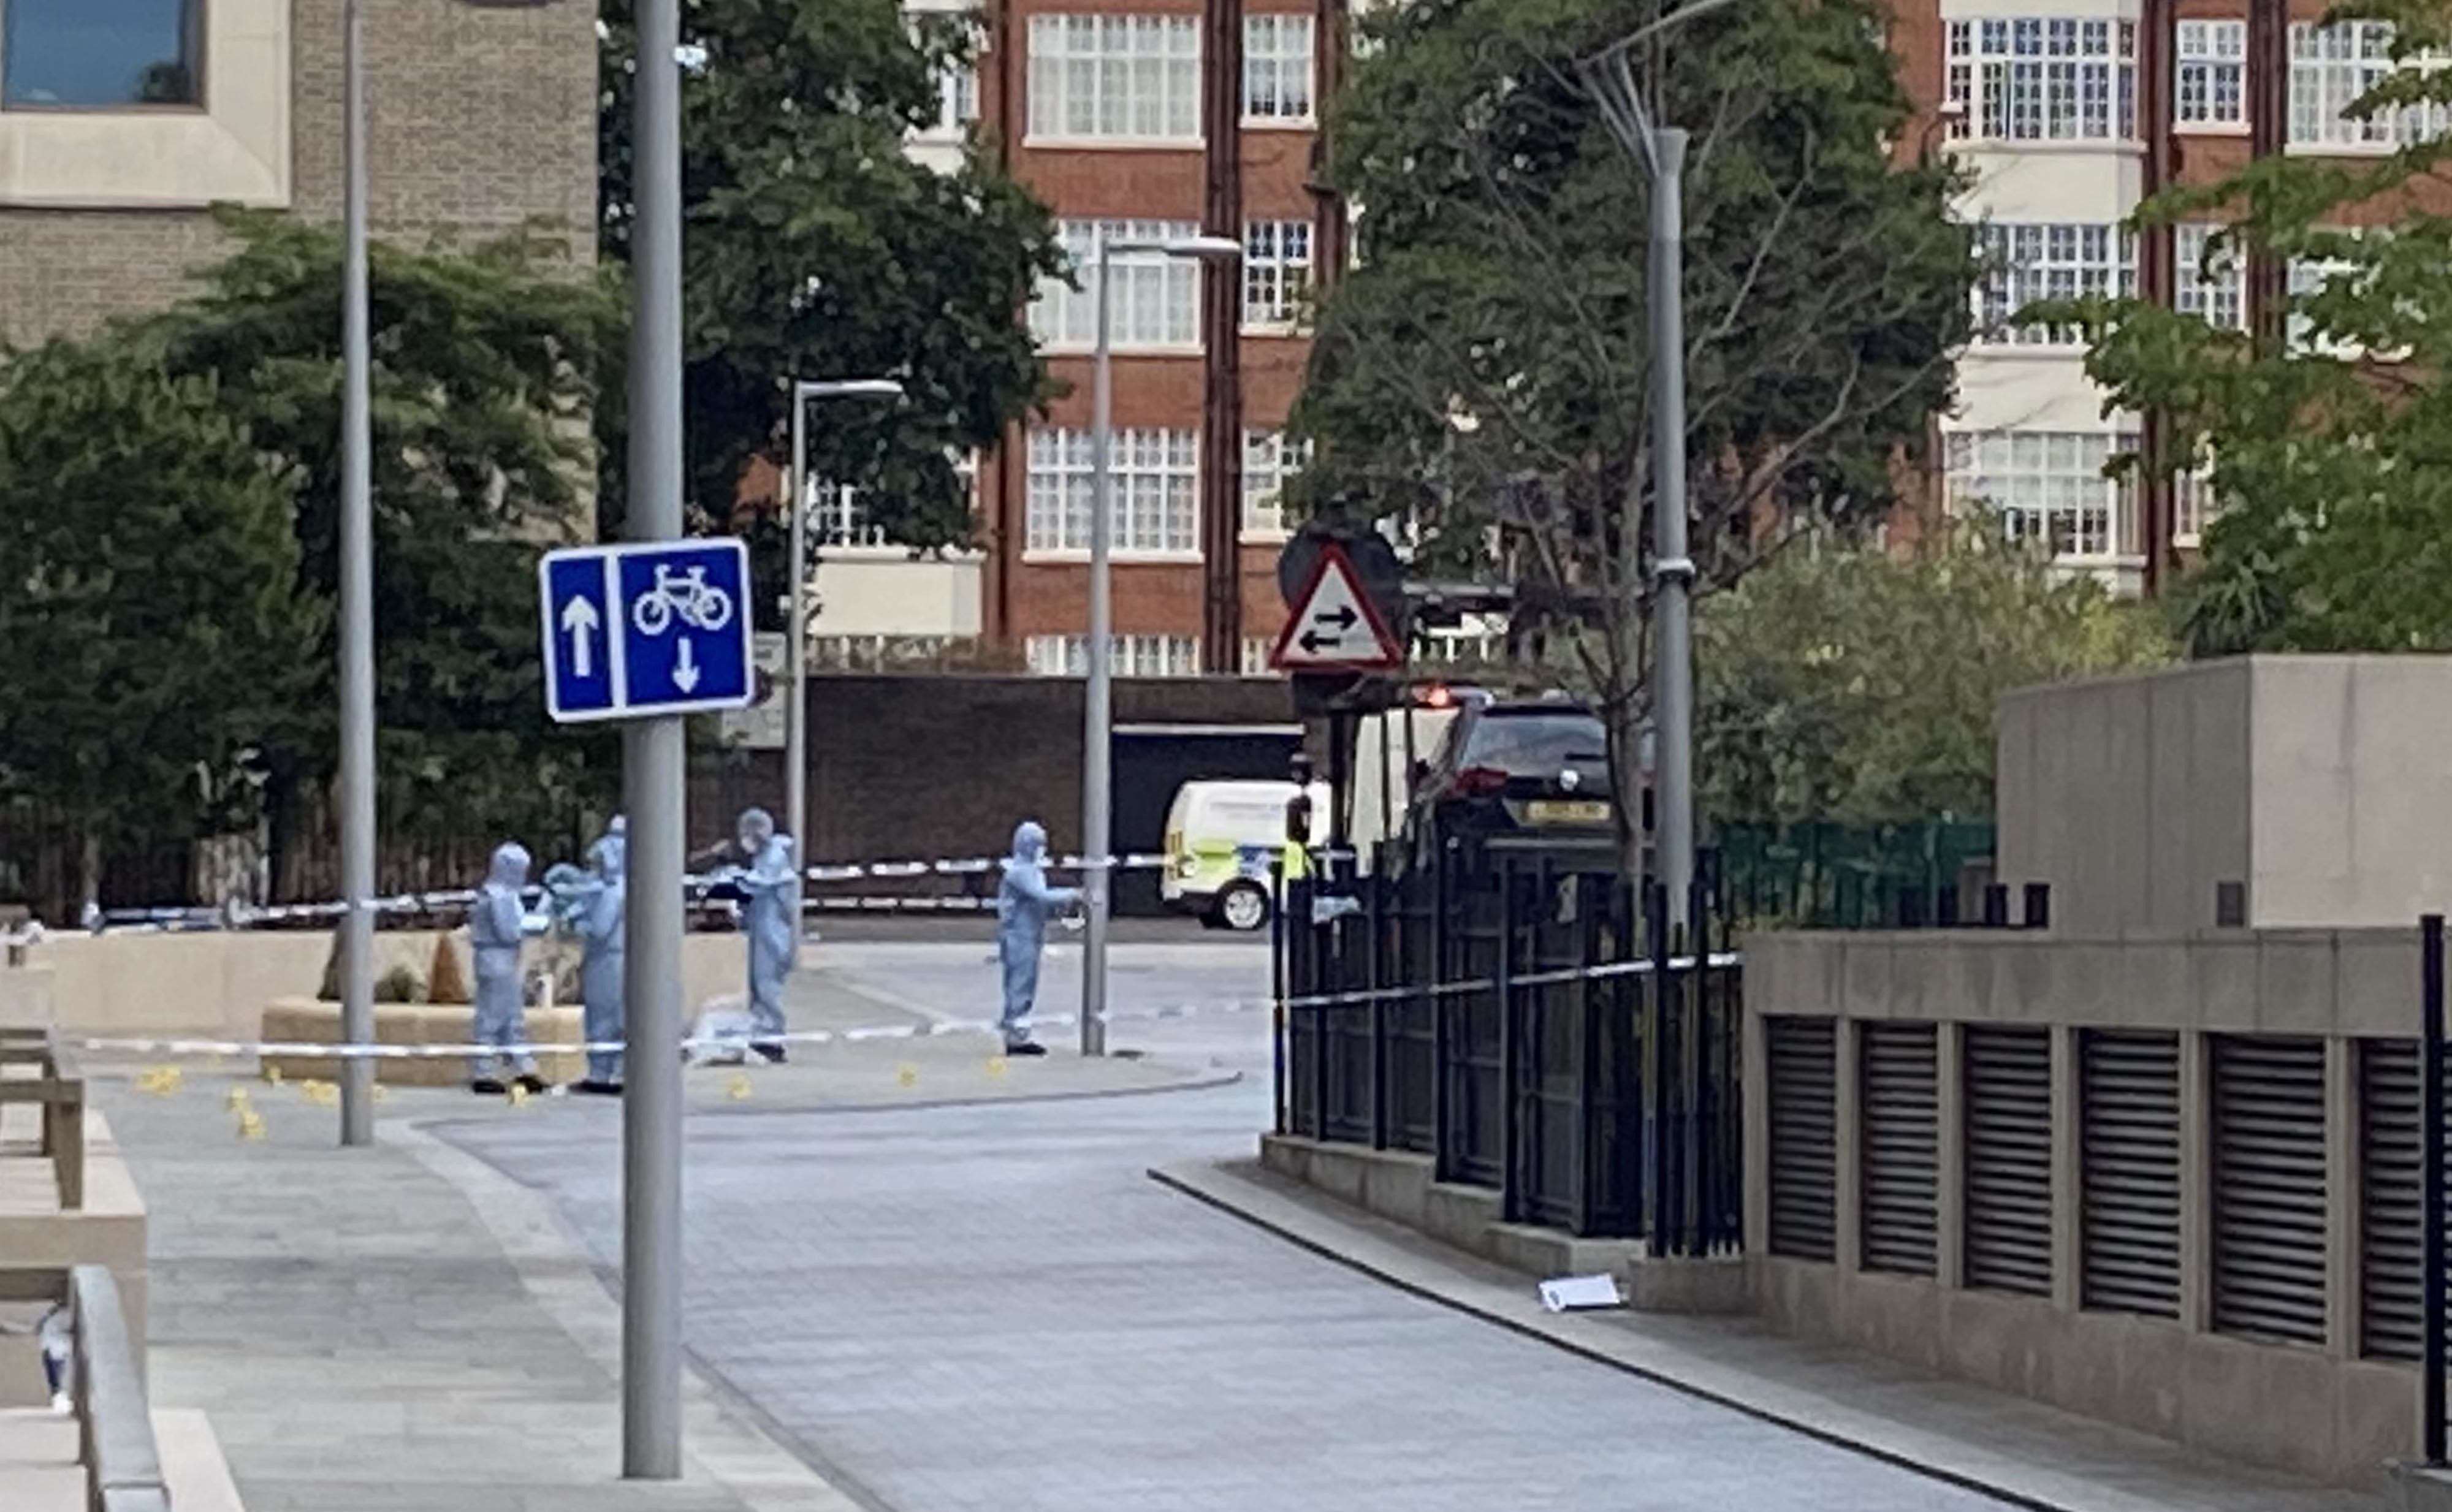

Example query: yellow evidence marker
[726,1073,753,1101]
[897,1064,918,1089]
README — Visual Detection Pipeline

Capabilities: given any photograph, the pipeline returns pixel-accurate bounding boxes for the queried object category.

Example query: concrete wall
[0,930,744,1042]
[1997,656,2452,935]
[1746,926,2425,1487]
[1995,660,2251,936]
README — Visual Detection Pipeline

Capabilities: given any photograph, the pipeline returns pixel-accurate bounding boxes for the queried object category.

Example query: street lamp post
[785,378,905,878]
[335,0,554,1149]
[1080,232,1241,1057]
[1578,0,1734,938]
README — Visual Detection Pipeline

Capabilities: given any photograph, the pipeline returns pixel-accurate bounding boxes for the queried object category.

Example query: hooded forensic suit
[546,818,627,1088]
[996,821,1079,1050]
[470,841,536,1085]
[733,807,801,1052]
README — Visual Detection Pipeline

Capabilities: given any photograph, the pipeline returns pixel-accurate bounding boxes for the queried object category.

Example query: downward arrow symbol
[673,638,701,693]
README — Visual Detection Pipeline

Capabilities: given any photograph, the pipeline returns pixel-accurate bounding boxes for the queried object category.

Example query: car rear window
[1461,712,1609,772]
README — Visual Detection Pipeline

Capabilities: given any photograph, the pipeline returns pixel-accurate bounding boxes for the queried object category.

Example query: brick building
[813,0,1339,676]
[0,0,598,348]
[1903,0,2417,595]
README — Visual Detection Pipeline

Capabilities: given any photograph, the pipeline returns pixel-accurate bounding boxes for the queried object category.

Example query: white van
[1347,693,1471,869]
[1160,779,1328,930]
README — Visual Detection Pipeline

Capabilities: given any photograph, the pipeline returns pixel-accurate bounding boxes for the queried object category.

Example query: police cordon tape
[67,952,1743,1063]
[68,850,1179,933]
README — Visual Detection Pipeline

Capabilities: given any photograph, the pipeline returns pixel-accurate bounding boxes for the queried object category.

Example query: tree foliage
[142,208,623,851]
[598,0,1060,604]
[1291,0,1976,862]
[2049,0,2452,655]
[1697,522,2174,825]
[0,340,320,859]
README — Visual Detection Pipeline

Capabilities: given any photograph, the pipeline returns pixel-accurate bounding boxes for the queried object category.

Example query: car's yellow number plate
[1526,799,1611,824]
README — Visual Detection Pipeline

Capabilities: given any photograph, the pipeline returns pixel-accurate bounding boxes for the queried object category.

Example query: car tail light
[1451,765,1509,797]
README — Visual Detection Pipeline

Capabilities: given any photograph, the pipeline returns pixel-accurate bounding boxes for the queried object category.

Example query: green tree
[145,209,623,873]
[1291,0,1976,870]
[0,338,320,900]
[598,0,1061,617]
[2047,1,2452,655]
[1697,520,2173,826]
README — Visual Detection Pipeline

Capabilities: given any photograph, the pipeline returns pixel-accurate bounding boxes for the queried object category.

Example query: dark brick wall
[688,673,1297,868]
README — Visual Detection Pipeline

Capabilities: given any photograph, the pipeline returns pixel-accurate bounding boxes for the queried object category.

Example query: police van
[1160,779,1327,931]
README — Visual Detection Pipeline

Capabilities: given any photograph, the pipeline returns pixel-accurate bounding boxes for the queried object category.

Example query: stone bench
[259,998,585,1087]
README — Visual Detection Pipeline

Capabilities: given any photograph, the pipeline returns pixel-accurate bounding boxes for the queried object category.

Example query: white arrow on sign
[560,596,601,680]
[673,637,701,694]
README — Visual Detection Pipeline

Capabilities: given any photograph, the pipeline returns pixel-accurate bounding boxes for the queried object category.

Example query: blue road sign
[538,539,755,723]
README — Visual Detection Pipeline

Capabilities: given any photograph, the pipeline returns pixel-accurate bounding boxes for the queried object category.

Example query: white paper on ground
[1538,1274,1623,1312]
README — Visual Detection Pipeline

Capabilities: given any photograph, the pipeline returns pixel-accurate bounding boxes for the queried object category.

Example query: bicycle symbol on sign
[631,565,735,637]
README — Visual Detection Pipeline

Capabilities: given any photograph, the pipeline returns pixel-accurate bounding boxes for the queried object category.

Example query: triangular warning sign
[1269,544,1404,672]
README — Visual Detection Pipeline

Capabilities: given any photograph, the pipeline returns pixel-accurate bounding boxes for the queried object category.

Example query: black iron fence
[1715,818,1997,933]
[1275,844,1743,1252]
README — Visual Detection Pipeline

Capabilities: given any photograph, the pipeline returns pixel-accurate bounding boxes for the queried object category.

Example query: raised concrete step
[0,1404,248,1512]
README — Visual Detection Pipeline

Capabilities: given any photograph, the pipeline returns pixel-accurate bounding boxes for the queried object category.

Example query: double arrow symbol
[1298,604,1359,653]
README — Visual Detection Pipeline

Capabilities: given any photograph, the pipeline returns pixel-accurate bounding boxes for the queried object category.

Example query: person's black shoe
[751,1041,788,1065]
[470,1078,508,1096]
[514,1073,550,1095]
[571,1079,624,1096]
[1006,1041,1049,1058]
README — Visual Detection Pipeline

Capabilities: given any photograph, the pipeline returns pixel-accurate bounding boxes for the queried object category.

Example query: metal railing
[0,1265,167,1512]
[0,1026,85,1210]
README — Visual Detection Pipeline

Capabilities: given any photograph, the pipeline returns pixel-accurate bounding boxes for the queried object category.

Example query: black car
[1403,697,1619,863]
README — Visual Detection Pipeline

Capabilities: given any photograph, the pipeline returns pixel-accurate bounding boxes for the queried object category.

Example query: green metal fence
[1711,818,1997,933]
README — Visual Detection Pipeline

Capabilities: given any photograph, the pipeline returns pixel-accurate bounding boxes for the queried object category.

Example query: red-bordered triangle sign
[1269,543,1404,672]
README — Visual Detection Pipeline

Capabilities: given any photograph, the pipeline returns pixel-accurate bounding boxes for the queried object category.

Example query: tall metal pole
[1080,234,1116,1058]
[786,393,809,876]
[622,0,686,1477]
[1648,126,1695,935]
[336,0,378,1149]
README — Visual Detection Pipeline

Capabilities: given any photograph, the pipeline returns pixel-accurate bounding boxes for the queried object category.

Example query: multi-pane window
[1945,18,2138,143]
[1977,224,2134,344]
[2177,20,2246,127]
[2,0,199,105]
[2174,224,2245,332]
[1243,14,1314,122]
[1031,219,1204,348]
[1027,15,1201,141]
[935,62,979,134]
[1027,634,1202,677]
[1243,220,1313,329]
[2174,468,2226,546]
[1945,430,2138,561]
[1243,429,1306,535]
[2290,22,2452,148]
[1025,427,1200,553]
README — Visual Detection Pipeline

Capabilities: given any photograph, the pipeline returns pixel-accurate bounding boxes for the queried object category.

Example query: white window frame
[2172,466,2226,549]
[1976,222,2134,346]
[1031,219,1205,352]
[1026,14,1203,146]
[1944,17,2138,145]
[1027,634,1203,677]
[2290,21,2452,153]
[1944,429,2138,563]
[2176,20,2246,132]
[2173,223,2245,332]
[1242,219,1313,332]
[1024,426,1201,557]
[1242,13,1315,124]
[1241,428,1306,538]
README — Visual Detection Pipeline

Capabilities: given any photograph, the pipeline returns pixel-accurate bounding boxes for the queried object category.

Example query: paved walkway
[77,956,1208,1512]
[432,944,2015,1512]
